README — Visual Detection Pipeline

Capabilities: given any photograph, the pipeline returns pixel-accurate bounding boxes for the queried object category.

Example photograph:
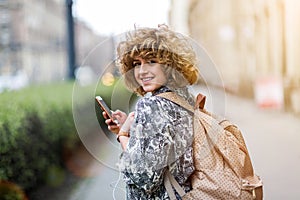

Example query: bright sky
[74,0,170,36]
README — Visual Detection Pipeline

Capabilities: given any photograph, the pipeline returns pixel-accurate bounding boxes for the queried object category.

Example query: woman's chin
[142,84,162,93]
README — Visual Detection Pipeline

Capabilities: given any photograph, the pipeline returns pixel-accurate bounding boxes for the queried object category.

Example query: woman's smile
[134,57,167,93]
[140,77,154,84]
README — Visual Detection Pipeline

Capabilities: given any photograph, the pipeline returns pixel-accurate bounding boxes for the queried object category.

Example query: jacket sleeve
[119,97,174,193]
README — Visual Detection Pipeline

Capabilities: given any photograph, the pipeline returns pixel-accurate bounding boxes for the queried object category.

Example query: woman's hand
[112,110,128,125]
[120,112,135,132]
[118,111,134,150]
[102,110,128,134]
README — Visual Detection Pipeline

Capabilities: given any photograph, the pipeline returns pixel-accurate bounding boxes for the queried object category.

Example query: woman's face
[133,57,167,93]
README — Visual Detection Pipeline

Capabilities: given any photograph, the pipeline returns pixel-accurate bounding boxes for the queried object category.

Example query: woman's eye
[148,60,157,65]
[133,62,141,67]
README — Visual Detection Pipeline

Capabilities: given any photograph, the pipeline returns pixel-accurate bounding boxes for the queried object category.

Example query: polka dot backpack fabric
[159,92,263,200]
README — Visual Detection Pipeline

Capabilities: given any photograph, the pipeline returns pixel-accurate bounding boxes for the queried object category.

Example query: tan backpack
[159,92,263,200]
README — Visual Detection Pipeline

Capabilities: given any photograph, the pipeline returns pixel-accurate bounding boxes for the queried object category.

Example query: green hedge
[0,78,138,198]
[0,81,78,193]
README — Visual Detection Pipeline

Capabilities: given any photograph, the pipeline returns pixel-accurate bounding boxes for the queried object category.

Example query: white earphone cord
[110,170,126,200]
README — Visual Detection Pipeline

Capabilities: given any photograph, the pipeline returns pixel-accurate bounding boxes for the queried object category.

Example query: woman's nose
[139,62,148,73]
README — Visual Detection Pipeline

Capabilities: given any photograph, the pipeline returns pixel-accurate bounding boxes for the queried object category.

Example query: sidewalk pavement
[225,92,300,200]
[68,85,300,200]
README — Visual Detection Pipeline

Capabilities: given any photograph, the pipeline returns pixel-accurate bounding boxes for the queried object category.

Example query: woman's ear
[163,65,174,84]
[169,67,189,88]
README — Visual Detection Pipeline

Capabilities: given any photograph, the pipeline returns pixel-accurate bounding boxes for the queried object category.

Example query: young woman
[103,25,199,199]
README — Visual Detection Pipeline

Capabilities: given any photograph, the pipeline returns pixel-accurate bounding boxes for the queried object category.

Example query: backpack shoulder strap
[195,93,206,110]
[157,92,206,112]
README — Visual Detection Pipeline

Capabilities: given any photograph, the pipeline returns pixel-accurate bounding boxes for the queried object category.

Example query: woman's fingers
[102,111,108,119]
[120,112,135,132]
[105,118,120,134]
[102,109,131,134]
[112,110,128,125]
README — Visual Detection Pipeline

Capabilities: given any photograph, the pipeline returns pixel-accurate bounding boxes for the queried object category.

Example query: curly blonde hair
[116,25,199,96]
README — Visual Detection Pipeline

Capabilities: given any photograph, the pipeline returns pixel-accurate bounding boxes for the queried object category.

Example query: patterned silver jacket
[119,86,195,200]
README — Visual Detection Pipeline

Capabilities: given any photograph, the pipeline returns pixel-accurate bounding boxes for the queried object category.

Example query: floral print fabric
[119,86,195,200]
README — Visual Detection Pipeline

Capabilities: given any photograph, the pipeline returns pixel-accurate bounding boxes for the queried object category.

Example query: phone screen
[95,96,113,120]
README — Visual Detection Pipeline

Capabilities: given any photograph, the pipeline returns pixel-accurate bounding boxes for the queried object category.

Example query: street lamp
[66,0,76,79]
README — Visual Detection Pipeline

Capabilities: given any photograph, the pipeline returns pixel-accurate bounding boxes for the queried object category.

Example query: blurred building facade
[75,20,114,78]
[170,0,300,114]
[0,0,66,83]
[0,0,110,89]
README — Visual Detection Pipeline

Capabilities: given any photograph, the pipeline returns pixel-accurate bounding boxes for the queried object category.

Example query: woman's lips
[141,77,154,84]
